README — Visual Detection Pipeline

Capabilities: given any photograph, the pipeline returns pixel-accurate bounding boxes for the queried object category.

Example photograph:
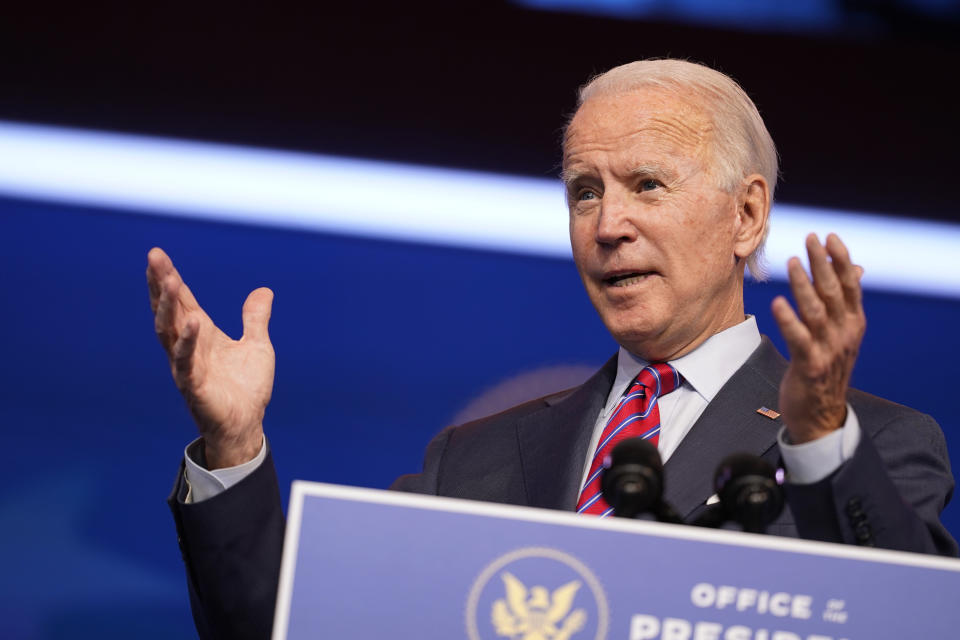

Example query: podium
[272,481,960,639]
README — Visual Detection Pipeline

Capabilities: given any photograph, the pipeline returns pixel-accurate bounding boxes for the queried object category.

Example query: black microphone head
[606,437,663,474]
[601,438,664,519]
[713,453,785,534]
[714,453,778,492]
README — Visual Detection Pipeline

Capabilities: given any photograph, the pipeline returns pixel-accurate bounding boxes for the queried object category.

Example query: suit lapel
[664,337,788,519]
[516,355,617,511]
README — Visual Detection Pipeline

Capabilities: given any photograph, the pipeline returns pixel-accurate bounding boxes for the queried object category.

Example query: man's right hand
[147,247,275,469]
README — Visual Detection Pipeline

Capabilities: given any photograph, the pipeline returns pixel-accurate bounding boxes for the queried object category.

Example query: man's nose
[595,193,639,246]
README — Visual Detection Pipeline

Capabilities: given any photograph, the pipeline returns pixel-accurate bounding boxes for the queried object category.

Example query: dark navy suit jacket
[168,337,956,639]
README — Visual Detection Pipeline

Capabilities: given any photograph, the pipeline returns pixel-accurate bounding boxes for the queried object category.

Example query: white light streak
[1,120,958,298]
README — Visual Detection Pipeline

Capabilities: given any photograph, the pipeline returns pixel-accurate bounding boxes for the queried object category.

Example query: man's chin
[604,323,667,361]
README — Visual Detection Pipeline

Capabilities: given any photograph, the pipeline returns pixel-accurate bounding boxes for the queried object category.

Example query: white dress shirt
[186,316,861,503]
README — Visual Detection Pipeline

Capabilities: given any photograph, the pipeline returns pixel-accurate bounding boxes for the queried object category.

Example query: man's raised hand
[147,248,275,469]
[771,233,866,444]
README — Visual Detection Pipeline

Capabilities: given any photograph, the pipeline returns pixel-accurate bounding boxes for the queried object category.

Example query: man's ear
[733,174,770,260]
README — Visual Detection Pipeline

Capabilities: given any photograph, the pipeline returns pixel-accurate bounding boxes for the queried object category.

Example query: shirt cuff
[777,404,861,484]
[182,435,268,503]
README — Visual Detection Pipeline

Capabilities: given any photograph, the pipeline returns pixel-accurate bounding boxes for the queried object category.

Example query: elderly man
[148,59,955,639]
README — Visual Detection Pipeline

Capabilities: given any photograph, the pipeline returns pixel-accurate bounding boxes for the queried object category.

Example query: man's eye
[578,190,597,201]
[640,179,661,192]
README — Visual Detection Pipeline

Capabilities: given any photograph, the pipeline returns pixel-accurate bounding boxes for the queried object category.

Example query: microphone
[601,439,682,523]
[712,453,785,534]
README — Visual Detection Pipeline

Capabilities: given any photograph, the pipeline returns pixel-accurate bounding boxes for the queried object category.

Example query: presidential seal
[466,547,609,640]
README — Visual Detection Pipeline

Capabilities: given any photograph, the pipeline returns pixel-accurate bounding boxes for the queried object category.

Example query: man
[148,59,956,639]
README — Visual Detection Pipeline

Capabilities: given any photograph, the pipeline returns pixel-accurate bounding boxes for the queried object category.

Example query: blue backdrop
[1,197,957,638]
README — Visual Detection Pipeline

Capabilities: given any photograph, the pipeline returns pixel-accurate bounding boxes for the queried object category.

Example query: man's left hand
[772,233,866,444]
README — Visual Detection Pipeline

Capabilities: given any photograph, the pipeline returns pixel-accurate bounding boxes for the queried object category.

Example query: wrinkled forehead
[562,88,715,168]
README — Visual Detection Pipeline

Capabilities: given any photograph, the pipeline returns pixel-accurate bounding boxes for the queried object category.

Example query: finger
[172,316,200,380]
[786,255,829,336]
[824,233,863,312]
[154,274,182,351]
[241,287,274,343]
[771,295,813,360]
[146,247,172,313]
[146,247,201,312]
[805,233,845,321]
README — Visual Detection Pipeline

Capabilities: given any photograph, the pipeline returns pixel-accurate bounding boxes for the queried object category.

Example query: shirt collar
[611,316,761,404]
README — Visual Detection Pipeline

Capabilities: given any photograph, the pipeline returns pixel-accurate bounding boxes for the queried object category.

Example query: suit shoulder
[846,386,943,439]
[449,386,576,440]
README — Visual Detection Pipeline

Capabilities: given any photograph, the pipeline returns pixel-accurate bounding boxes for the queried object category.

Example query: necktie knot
[633,362,682,400]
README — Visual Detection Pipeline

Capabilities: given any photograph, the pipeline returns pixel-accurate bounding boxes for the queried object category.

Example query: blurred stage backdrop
[2,1,959,638]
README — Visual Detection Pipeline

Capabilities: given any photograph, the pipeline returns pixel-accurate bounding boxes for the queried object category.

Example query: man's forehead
[562,88,713,165]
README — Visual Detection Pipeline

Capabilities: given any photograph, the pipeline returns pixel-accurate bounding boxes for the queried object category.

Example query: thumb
[242,287,274,342]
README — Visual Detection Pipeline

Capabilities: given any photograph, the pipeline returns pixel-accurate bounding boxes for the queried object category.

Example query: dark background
[3,1,959,221]
[1,2,958,638]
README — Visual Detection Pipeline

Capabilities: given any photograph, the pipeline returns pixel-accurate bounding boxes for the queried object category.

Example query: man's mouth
[603,271,655,287]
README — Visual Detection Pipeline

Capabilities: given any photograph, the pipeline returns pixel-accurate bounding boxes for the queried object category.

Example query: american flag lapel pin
[756,406,781,420]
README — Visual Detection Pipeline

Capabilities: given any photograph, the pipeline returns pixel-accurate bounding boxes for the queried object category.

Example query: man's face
[564,89,750,361]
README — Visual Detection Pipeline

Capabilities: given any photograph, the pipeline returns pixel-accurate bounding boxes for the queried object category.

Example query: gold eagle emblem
[490,571,587,640]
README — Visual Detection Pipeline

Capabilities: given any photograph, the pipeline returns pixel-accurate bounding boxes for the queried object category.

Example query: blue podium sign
[273,482,960,640]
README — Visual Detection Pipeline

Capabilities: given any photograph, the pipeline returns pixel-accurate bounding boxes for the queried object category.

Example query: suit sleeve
[786,406,957,556]
[168,449,285,640]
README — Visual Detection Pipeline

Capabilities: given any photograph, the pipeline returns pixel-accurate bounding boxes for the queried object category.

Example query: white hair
[574,59,778,279]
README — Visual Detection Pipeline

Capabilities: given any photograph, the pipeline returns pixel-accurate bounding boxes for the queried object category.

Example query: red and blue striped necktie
[576,362,681,517]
